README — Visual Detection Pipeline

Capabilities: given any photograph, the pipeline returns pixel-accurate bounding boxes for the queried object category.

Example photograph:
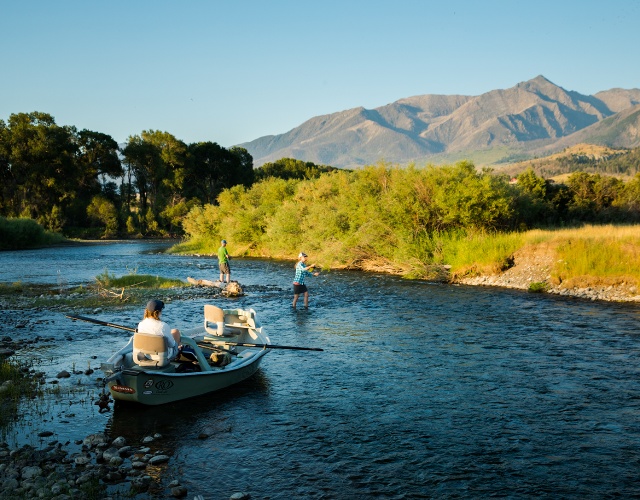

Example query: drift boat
[97,305,269,405]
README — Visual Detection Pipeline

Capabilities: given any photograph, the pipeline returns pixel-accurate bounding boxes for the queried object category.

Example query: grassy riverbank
[173,224,640,292]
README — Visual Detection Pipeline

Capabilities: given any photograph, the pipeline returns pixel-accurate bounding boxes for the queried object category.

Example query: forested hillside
[499,144,640,179]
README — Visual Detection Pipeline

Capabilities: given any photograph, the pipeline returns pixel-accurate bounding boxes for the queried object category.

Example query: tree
[1,112,79,229]
[87,195,118,238]
[254,157,338,181]
[566,172,624,220]
[122,130,187,234]
[122,136,159,219]
[185,141,239,204]
[229,146,255,187]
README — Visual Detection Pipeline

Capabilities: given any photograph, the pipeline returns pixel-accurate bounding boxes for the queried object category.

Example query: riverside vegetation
[173,162,640,301]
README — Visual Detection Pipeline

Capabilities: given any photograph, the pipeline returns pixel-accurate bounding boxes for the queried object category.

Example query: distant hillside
[533,104,640,153]
[497,144,640,179]
[239,76,640,169]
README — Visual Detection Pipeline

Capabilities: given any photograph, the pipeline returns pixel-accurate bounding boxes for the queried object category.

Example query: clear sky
[1,0,638,148]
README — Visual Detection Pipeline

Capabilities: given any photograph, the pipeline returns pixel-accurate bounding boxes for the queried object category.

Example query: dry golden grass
[520,225,640,288]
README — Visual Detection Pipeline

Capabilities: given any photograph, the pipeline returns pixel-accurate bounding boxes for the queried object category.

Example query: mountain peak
[240,79,640,169]
[516,75,559,91]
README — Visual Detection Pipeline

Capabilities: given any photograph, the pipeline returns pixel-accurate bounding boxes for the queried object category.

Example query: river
[1,241,640,498]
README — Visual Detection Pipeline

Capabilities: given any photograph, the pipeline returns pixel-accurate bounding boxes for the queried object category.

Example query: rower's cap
[146,299,165,312]
[298,252,307,258]
[221,239,227,244]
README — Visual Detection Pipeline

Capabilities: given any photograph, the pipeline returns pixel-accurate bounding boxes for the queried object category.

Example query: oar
[67,314,324,352]
[199,339,323,352]
[66,314,136,332]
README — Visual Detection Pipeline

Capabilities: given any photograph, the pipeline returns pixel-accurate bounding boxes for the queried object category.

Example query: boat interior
[103,306,265,375]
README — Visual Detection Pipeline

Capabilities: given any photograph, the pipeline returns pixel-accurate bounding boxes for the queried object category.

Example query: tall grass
[545,226,640,287]
[0,216,65,250]
[96,270,185,289]
[439,231,524,276]
[0,358,41,428]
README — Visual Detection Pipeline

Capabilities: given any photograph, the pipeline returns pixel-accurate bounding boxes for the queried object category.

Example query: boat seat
[204,305,229,337]
[133,332,170,368]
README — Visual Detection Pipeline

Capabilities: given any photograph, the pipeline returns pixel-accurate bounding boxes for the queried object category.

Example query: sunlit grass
[168,237,217,255]
[439,231,524,276]
[95,270,185,289]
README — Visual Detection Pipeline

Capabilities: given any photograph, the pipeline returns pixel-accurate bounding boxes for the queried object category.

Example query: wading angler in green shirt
[218,239,231,283]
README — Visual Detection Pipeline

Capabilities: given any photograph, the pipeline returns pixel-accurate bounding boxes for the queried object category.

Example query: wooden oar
[66,314,136,332]
[199,339,323,352]
[67,314,324,352]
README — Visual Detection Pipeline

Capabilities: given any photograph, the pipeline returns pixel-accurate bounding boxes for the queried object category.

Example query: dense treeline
[0,112,343,239]
[175,162,640,273]
[3,111,640,254]
[0,112,255,238]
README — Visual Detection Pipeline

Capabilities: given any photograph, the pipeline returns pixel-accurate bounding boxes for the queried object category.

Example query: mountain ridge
[239,76,640,169]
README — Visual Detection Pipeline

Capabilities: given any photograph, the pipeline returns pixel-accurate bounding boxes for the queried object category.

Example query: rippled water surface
[2,242,640,498]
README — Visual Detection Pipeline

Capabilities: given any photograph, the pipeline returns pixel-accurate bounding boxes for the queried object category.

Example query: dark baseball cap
[146,299,165,312]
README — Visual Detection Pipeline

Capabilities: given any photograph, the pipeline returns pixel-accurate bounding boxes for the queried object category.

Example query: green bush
[528,282,548,293]
[0,216,65,249]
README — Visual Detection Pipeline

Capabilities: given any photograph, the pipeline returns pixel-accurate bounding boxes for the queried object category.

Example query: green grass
[438,231,524,276]
[95,270,185,289]
[553,236,640,287]
[0,359,43,428]
[168,237,217,255]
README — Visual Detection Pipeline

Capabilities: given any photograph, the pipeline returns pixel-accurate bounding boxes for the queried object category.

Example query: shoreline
[453,251,640,303]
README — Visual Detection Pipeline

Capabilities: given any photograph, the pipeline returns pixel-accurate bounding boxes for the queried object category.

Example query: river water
[1,242,640,498]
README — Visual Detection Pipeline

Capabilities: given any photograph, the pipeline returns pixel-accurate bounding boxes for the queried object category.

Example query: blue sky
[1,0,638,147]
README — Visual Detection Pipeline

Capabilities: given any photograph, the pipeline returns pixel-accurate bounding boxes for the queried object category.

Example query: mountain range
[239,76,640,169]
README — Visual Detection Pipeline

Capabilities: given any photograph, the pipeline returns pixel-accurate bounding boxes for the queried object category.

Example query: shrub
[528,282,548,293]
[0,216,65,249]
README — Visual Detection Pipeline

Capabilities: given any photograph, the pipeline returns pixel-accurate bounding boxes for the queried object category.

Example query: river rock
[171,485,188,497]
[230,493,251,500]
[102,447,120,461]
[50,483,64,495]
[83,433,107,448]
[2,478,19,490]
[112,436,127,448]
[76,471,97,484]
[74,454,91,466]
[130,474,152,490]
[20,465,42,479]
[118,445,133,457]
[104,470,124,482]
[148,454,170,465]
[56,370,71,378]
